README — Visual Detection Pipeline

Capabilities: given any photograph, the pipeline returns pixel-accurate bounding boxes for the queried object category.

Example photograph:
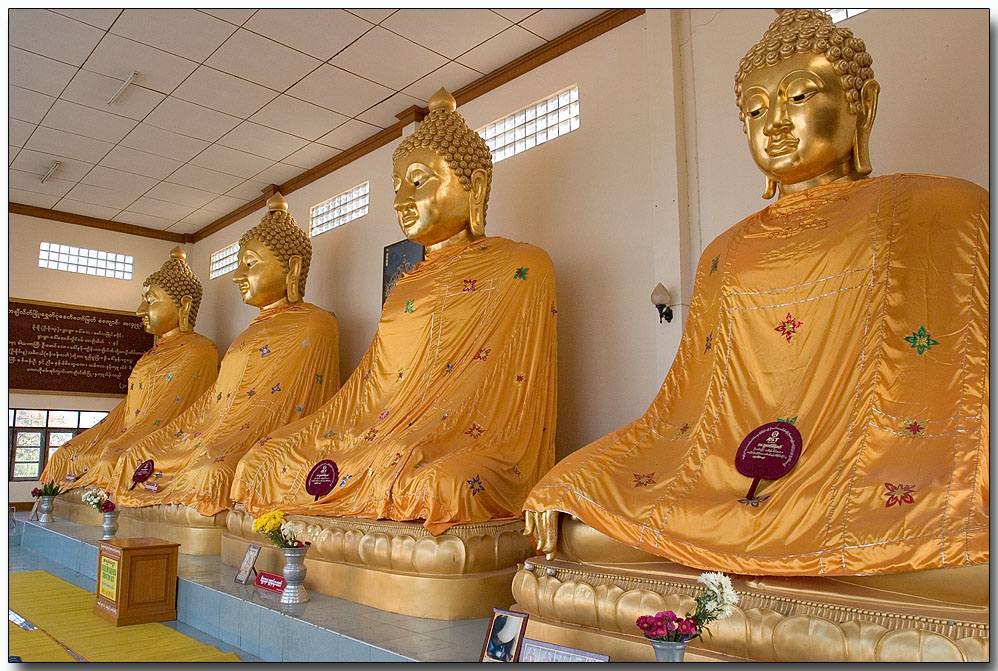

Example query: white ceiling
[8,8,605,236]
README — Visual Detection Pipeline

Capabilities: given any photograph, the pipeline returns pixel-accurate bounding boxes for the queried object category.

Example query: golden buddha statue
[224,89,556,618]
[109,194,340,551]
[517,10,988,662]
[42,247,219,522]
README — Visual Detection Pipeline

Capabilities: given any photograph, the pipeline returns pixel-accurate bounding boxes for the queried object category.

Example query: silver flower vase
[101,510,119,540]
[650,640,687,662]
[37,496,55,524]
[280,546,309,605]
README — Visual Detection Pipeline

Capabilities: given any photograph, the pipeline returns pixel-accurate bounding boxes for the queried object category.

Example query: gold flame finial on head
[170,246,186,261]
[428,87,457,113]
[267,192,289,213]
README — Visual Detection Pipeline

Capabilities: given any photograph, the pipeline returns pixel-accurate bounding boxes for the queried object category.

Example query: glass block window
[310,182,370,237]
[821,8,868,22]
[38,242,133,280]
[209,242,239,279]
[478,86,580,165]
[8,408,109,481]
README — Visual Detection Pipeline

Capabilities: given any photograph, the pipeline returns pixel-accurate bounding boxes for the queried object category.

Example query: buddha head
[138,246,202,336]
[233,193,311,308]
[392,88,492,252]
[734,9,879,197]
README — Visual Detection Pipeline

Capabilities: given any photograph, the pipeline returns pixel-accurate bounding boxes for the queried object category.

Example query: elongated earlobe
[287,256,302,303]
[179,295,193,332]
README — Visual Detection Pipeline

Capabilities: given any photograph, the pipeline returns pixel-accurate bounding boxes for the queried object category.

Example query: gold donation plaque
[99,556,118,600]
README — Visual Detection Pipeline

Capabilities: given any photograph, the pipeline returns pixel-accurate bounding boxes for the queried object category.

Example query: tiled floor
[11,515,491,663]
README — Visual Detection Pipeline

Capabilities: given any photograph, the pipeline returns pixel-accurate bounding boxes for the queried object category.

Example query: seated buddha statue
[112,194,341,519]
[231,88,558,536]
[41,247,218,495]
[518,9,988,662]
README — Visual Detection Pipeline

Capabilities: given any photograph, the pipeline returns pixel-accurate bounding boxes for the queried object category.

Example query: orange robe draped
[524,174,989,576]
[232,237,558,535]
[40,331,218,490]
[112,302,340,515]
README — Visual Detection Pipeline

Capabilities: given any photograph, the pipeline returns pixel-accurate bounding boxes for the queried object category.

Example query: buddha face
[392,146,473,248]
[740,51,859,190]
[136,283,179,335]
[232,238,288,308]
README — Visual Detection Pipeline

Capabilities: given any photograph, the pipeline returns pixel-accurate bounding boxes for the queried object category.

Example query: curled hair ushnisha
[734,9,875,119]
[239,196,311,299]
[144,247,203,327]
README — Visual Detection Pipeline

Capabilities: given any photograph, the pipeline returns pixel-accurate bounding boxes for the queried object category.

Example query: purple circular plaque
[306,460,338,498]
[132,459,155,483]
[735,422,803,481]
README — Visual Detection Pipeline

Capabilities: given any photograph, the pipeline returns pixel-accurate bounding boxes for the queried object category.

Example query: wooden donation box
[94,537,180,626]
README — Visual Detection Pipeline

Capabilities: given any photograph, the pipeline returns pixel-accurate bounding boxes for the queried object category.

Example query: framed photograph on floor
[518,638,610,662]
[480,608,528,662]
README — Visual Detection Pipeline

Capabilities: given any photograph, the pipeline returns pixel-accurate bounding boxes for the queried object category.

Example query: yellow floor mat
[9,571,241,662]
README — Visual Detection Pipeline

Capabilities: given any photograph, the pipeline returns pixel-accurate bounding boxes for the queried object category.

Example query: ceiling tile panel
[9,170,76,198]
[144,97,242,142]
[457,25,546,76]
[65,182,139,209]
[356,92,425,128]
[100,145,182,180]
[56,198,125,220]
[9,119,36,148]
[40,100,139,144]
[403,61,483,102]
[127,196,196,220]
[168,220,207,233]
[9,46,78,97]
[119,123,209,162]
[217,121,309,161]
[9,86,56,124]
[172,66,279,119]
[190,144,274,178]
[144,181,216,208]
[110,9,237,62]
[113,210,176,230]
[315,120,381,150]
[9,146,19,166]
[9,9,106,67]
[80,165,158,196]
[12,149,95,182]
[49,9,123,31]
[10,188,60,209]
[490,9,541,23]
[345,9,396,24]
[287,64,394,118]
[203,194,250,214]
[166,164,245,194]
[250,95,349,142]
[225,179,271,201]
[206,29,322,92]
[282,142,343,169]
[382,9,512,60]
[252,162,303,186]
[61,70,166,121]
[519,8,605,40]
[198,9,257,26]
[331,27,448,91]
[83,34,199,95]
[24,127,114,163]
[244,9,373,61]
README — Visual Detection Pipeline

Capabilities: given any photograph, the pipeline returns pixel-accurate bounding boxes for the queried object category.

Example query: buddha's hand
[523,509,559,561]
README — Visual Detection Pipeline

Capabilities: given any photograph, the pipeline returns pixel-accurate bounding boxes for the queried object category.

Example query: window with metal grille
[209,242,239,279]
[9,408,109,481]
[37,243,133,280]
[310,182,370,237]
[478,86,580,164]
[821,8,868,22]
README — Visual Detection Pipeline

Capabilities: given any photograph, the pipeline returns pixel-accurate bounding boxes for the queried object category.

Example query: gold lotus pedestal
[510,519,988,663]
[221,507,535,620]
[115,505,228,556]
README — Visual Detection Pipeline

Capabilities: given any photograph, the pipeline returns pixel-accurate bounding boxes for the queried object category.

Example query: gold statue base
[116,505,228,555]
[511,520,988,662]
[52,488,104,526]
[221,507,536,620]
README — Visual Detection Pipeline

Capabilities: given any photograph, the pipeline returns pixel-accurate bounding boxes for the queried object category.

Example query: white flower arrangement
[81,486,115,513]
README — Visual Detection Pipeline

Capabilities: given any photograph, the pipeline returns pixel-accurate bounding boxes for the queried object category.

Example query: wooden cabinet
[94,537,180,626]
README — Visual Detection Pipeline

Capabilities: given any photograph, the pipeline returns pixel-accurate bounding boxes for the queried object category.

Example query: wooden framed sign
[234,545,261,584]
